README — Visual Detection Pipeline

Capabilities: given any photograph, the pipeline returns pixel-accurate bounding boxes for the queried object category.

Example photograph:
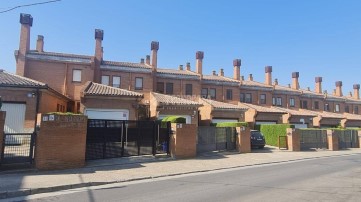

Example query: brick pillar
[287,128,300,151]
[327,130,339,151]
[236,127,251,153]
[35,114,87,170]
[0,111,6,158]
[358,130,361,148]
[170,123,197,159]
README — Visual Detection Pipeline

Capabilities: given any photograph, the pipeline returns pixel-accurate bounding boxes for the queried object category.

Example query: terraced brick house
[2,13,361,131]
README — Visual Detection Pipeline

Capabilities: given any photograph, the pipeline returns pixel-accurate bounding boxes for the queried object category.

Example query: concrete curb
[0,153,359,199]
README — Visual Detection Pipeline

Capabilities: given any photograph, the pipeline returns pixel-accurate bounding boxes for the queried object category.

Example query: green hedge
[259,124,293,147]
[211,122,248,127]
[161,116,186,128]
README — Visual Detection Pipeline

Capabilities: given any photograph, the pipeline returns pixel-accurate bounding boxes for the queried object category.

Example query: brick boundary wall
[0,111,5,159]
[35,114,87,170]
[170,123,197,159]
[327,130,339,151]
[236,127,251,153]
[287,128,300,151]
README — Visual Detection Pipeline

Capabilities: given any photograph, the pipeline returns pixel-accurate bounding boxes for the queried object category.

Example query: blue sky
[1,0,361,94]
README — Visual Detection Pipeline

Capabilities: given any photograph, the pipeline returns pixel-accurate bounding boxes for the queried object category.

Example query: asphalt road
[11,154,361,202]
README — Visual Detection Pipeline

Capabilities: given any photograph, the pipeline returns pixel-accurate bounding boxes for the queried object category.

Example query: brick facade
[35,114,87,170]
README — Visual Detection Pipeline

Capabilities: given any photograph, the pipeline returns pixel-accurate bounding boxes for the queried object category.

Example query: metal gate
[1,133,36,164]
[85,120,171,160]
[300,129,328,150]
[334,130,359,149]
[197,127,236,153]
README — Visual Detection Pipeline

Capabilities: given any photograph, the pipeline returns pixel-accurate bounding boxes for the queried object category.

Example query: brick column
[358,130,361,148]
[236,127,251,153]
[287,128,300,151]
[327,130,339,151]
[0,111,6,158]
[170,123,197,159]
[35,114,87,170]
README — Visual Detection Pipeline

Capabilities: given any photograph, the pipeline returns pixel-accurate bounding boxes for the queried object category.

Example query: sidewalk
[1,147,361,199]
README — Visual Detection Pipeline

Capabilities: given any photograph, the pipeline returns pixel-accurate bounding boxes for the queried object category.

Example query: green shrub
[211,122,248,127]
[160,116,186,128]
[259,124,292,147]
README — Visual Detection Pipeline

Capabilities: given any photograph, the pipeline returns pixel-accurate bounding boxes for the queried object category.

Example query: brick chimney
[274,78,278,85]
[248,74,253,81]
[196,51,204,75]
[179,65,183,70]
[94,29,104,83]
[335,81,343,97]
[241,76,244,81]
[36,35,44,52]
[151,41,159,71]
[219,68,224,76]
[315,77,322,94]
[233,59,241,81]
[186,62,191,71]
[353,84,360,100]
[16,13,33,76]
[265,66,272,85]
[212,70,217,76]
[140,58,145,64]
[292,72,299,90]
[146,55,150,65]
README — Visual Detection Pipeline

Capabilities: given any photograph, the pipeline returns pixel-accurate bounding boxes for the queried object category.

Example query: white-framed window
[101,75,110,85]
[72,69,82,82]
[335,104,340,112]
[135,77,143,90]
[289,98,295,107]
[276,97,282,106]
[112,76,121,88]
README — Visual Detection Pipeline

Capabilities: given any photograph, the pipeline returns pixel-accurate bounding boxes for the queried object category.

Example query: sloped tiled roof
[272,107,317,117]
[238,102,286,113]
[343,113,361,121]
[240,80,273,90]
[300,89,325,98]
[301,109,345,119]
[203,75,239,83]
[0,70,47,87]
[83,82,143,97]
[324,94,346,102]
[200,98,248,110]
[102,61,151,69]
[25,50,92,63]
[157,68,199,76]
[274,85,301,94]
[152,92,201,106]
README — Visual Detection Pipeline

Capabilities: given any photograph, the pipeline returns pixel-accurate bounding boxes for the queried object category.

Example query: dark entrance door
[85,120,171,160]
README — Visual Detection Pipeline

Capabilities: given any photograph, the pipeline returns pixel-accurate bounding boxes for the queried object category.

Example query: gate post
[358,130,361,148]
[0,111,5,163]
[287,128,300,151]
[169,123,197,159]
[236,127,251,153]
[327,130,339,151]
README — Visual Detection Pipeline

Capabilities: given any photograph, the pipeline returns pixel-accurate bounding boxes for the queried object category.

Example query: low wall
[0,111,5,159]
[35,114,87,170]
[236,127,251,153]
[287,128,300,151]
[170,123,197,159]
